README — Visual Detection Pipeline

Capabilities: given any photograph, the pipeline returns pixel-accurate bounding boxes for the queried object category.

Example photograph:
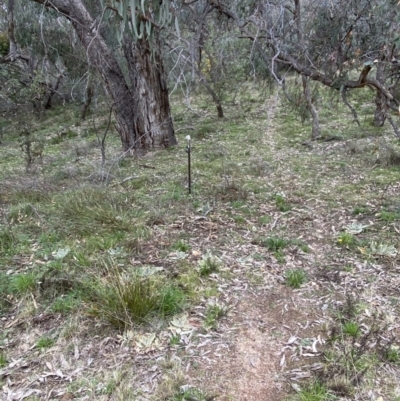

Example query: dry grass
[1,83,400,400]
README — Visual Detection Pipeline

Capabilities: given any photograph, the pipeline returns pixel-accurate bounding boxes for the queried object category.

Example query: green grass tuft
[273,194,291,212]
[285,269,307,289]
[159,285,186,316]
[0,352,7,368]
[337,232,356,247]
[256,236,289,251]
[198,253,220,276]
[171,239,190,253]
[0,229,17,256]
[204,303,227,329]
[86,264,185,329]
[385,346,400,364]
[293,381,333,401]
[9,272,37,295]
[36,337,55,350]
[342,321,361,338]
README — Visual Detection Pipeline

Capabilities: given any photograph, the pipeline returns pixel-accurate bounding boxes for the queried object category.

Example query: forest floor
[1,84,400,401]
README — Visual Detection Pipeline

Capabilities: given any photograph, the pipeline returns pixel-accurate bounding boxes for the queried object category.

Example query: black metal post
[187,139,191,194]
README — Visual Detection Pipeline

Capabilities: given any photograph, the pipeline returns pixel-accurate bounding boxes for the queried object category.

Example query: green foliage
[285,269,307,289]
[193,124,214,140]
[86,264,185,329]
[51,292,81,314]
[379,210,400,222]
[53,188,137,237]
[7,203,38,222]
[256,236,289,252]
[292,381,333,401]
[0,32,9,56]
[36,337,55,350]
[171,239,190,253]
[342,321,361,338]
[318,292,399,397]
[0,352,7,368]
[0,229,16,256]
[360,241,398,258]
[291,239,310,253]
[198,253,220,276]
[273,194,291,212]
[169,335,181,346]
[385,346,400,364]
[336,232,356,247]
[0,273,11,313]
[105,0,172,42]
[351,205,370,215]
[9,272,37,295]
[258,215,271,225]
[159,285,186,316]
[169,387,209,401]
[87,272,159,329]
[204,303,227,329]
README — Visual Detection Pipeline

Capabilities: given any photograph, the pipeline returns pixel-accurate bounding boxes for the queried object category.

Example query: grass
[273,194,291,212]
[379,210,400,222]
[9,272,37,295]
[198,253,220,276]
[204,302,227,329]
[169,387,209,401]
[285,269,307,289]
[1,82,400,399]
[352,205,370,215]
[291,381,333,401]
[0,352,7,368]
[253,236,308,262]
[255,236,289,251]
[36,337,55,350]
[0,228,17,256]
[86,263,186,329]
[336,232,356,247]
[51,291,82,314]
[169,335,181,346]
[159,285,186,316]
[316,293,400,398]
[385,347,400,364]
[342,321,361,338]
[171,239,191,253]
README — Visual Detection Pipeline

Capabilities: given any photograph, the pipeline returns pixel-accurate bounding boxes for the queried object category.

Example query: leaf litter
[1,91,400,400]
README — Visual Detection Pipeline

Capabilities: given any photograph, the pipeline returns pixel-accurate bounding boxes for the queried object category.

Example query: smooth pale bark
[31,0,176,152]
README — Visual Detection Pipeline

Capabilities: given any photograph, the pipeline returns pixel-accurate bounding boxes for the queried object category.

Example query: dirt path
[190,289,307,401]
[179,94,320,401]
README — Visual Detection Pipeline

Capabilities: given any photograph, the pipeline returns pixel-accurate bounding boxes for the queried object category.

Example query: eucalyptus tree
[0,0,92,115]
[22,0,177,153]
[167,1,249,118]
[211,0,400,138]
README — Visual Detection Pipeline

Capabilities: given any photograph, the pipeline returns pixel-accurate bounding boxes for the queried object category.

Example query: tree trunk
[123,34,176,153]
[80,77,93,121]
[197,70,224,118]
[302,75,320,139]
[374,92,386,127]
[31,0,176,153]
[373,54,387,127]
[44,73,63,110]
